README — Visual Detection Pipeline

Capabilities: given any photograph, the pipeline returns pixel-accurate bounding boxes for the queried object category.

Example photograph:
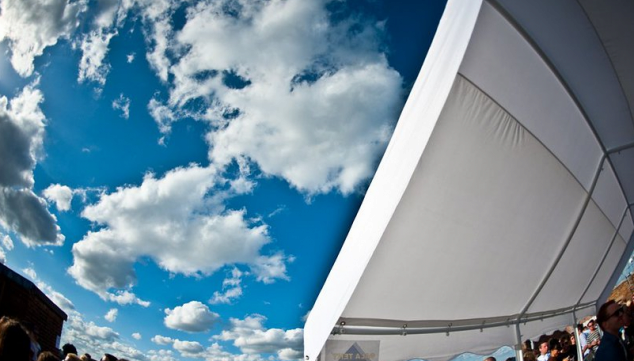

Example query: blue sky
[0,0,450,360]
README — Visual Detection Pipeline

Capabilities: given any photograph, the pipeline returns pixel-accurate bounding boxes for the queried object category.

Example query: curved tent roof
[304,0,634,360]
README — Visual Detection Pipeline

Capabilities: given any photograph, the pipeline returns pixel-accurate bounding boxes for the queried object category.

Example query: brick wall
[0,264,67,353]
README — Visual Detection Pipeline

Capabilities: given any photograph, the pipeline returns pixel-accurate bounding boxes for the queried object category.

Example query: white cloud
[0,83,64,246]
[0,248,5,264]
[0,0,87,77]
[132,332,142,340]
[43,184,74,211]
[22,267,37,280]
[251,252,293,284]
[69,165,289,302]
[2,235,13,250]
[106,290,150,308]
[144,0,402,195]
[127,53,135,63]
[78,29,116,85]
[112,94,131,119]
[147,349,178,361]
[85,321,119,340]
[209,267,244,304]
[151,335,174,345]
[0,83,44,188]
[215,314,303,358]
[164,301,219,333]
[173,339,204,355]
[105,308,118,322]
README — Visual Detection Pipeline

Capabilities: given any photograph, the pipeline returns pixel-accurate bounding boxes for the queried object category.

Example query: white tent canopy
[304,0,634,360]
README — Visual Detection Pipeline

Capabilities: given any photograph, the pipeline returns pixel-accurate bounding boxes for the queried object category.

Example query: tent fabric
[304,0,634,361]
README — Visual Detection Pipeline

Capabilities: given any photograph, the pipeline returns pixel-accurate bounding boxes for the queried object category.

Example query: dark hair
[62,344,78,357]
[37,351,61,361]
[102,354,118,361]
[596,300,617,330]
[0,317,31,361]
[549,338,561,351]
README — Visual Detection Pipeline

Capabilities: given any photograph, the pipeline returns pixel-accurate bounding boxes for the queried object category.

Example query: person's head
[65,354,82,361]
[569,333,576,345]
[548,339,561,357]
[539,341,549,356]
[559,333,570,349]
[484,357,496,361]
[62,344,78,358]
[0,317,31,361]
[597,300,626,335]
[37,351,61,361]
[587,319,597,331]
[523,351,536,361]
[80,354,93,361]
[101,354,117,361]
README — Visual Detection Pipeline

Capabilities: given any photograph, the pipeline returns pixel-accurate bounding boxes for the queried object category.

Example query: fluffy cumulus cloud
[105,308,119,322]
[164,301,219,333]
[76,0,133,85]
[78,29,116,85]
[0,0,86,77]
[151,335,174,346]
[215,314,303,359]
[43,184,74,211]
[68,164,290,303]
[140,0,403,195]
[210,267,244,304]
[173,340,204,357]
[132,332,142,340]
[0,84,64,246]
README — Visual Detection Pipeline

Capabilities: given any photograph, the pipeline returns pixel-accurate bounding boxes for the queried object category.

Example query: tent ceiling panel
[527,200,620,314]
[495,0,634,150]
[342,76,587,321]
[622,212,634,243]
[593,162,630,235]
[459,2,603,191]
[577,0,634,133]
[581,234,627,304]
[610,149,634,204]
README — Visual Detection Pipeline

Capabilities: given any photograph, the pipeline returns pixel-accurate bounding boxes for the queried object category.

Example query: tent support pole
[514,322,524,361]
[574,326,584,361]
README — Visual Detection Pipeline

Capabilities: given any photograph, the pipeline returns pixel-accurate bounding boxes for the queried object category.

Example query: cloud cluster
[141,0,403,195]
[149,312,303,360]
[0,0,86,77]
[216,314,303,360]
[68,165,290,303]
[0,84,63,246]
[164,301,219,333]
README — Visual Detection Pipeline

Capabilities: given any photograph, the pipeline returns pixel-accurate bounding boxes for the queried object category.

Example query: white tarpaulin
[304,0,634,360]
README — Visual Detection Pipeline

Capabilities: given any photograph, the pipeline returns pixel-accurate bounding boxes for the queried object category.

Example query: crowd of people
[0,316,127,361]
[3,299,634,361]
[487,299,634,361]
